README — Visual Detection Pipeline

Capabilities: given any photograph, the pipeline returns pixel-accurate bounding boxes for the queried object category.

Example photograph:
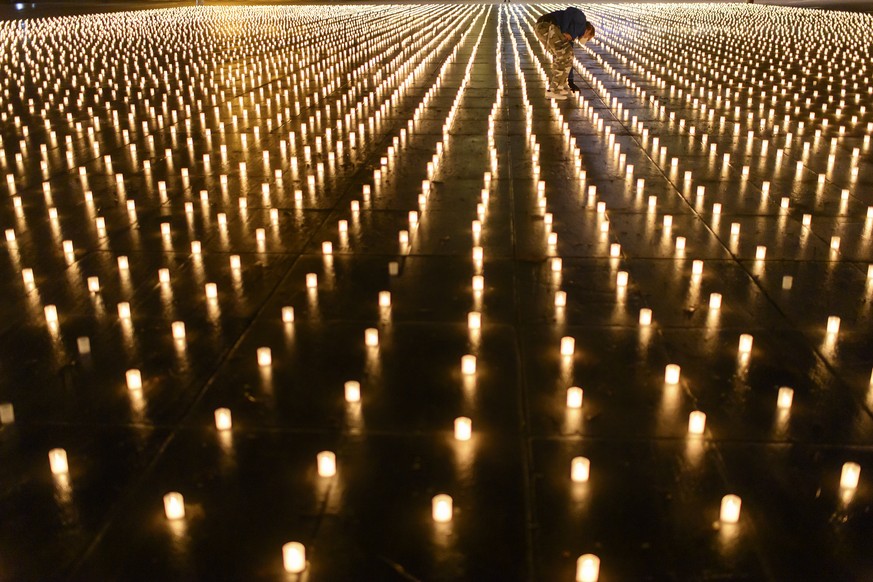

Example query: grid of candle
[0,3,872,580]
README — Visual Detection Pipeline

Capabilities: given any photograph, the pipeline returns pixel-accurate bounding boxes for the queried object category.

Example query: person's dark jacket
[550,7,588,41]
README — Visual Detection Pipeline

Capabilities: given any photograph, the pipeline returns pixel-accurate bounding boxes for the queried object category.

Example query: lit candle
[777,387,794,410]
[665,364,681,385]
[571,456,590,482]
[257,347,272,367]
[454,417,472,441]
[840,462,861,489]
[616,271,628,287]
[48,448,69,475]
[432,494,453,522]
[567,387,584,409]
[214,408,232,430]
[639,308,652,326]
[317,451,337,477]
[827,316,840,335]
[738,334,753,354]
[709,293,722,310]
[688,411,706,435]
[365,328,379,347]
[163,492,185,520]
[282,542,306,573]
[282,307,295,323]
[172,321,186,340]
[576,554,600,582]
[561,337,576,357]
[467,311,482,330]
[344,381,361,403]
[461,355,477,375]
[379,291,391,308]
[720,494,742,523]
[126,369,142,390]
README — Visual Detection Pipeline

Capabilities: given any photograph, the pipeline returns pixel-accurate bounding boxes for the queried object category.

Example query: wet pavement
[0,3,872,580]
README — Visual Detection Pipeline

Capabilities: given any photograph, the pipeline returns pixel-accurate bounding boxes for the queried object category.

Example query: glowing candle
[616,271,628,287]
[365,328,379,347]
[126,369,142,390]
[576,554,600,582]
[163,492,185,520]
[468,311,481,329]
[665,364,681,385]
[561,337,576,357]
[432,494,453,522]
[317,451,337,477]
[738,334,753,354]
[379,291,391,308]
[257,347,272,367]
[472,275,484,292]
[551,258,562,272]
[454,417,472,441]
[306,273,318,289]
[639,308,652,326]
[692,260,703,276]
[461,355,477,375]
[282,542,306,573]
[567,387,584,408]
[214,408,232,430]
[172,321,186,340]
[205,283,218,299]
[840,462,861,489]
[688,411,706,435]
[571,456,590,482]
[48,448,69,475]
[344,381,361,403]
[755,246,767,260]
[555,291,567,307]
[322,241,333,255]
[709,293,722,309]
[118,302,131,319]
[777,387,794,409]
[720,494,742,523]
[827,316,840,335]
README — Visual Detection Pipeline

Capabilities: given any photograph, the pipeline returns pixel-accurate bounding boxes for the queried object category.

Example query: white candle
[126,369,142,390]
[317,451,337,477]
[639,308,652,326]
[454,417,472,441]
[432,494,453,522]
[665,364,681,385]
[571,456,590,482]
[48,448,69,475]
[566,387,584,409]
[720,494,742,523]
[163,492,185,520]
[576,554,600,582]
[282,542,306,573]
[344,381,361,403]
[841,462,861,489]
[688,411,706,435]
[777,387,794,410]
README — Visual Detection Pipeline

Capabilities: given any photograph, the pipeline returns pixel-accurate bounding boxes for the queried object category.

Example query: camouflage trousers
[534,21,573,90]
